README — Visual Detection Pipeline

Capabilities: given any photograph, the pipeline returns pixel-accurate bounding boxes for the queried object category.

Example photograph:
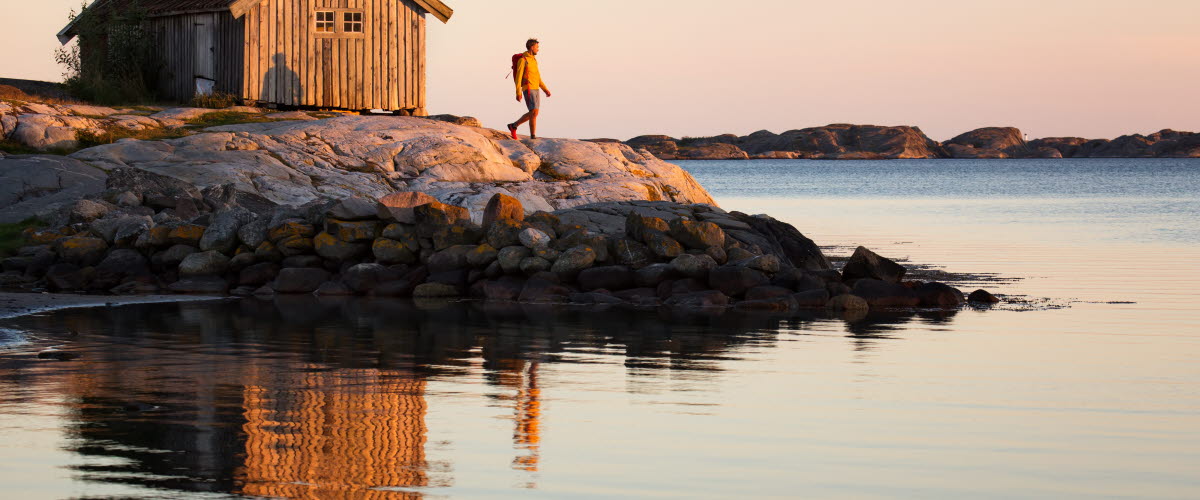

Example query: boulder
[238,262,281,286]
[518,278,572,303]
[841,246,906,283]
[267,219,316,242]
[426,245,475,273]
[744,286,794,301]
[413,282,461,298]
[851,279,920,307]
[0,156,107,224]
[466,244,499,267]
[238,219,270,249]
[476,277,526,301]
[372,238,418,265]
[625,212,671,242]
[482,193,525,227]
[668,218,724,249]
[341,263,396,294]
[644,231,684,259]
[519,228,552,249]
[45,263,86,291]
[158,244,198,268]
[519,256,552,275]
[200,208,255,253]
[669,253,717,280]
[277,235,315,256]
[551,245,597,278]
[313,232,369,261]
[414,202,470,238]
[664,290,729,309]
[167,224,207,246]
[707,265,769,297]
[273,267,331,293]
[54,236,108,266]
[968,289,1001,303]
[771,268,825,291]
[168,276,230,294]
[377,191,439,223]
[432,222,483,250]
[497,246,532,274]
[577,265,635,291]
[325,218,381,242]
[914,282,965,307]
[326,197,378,221]
[178,250,231,276]
[634,263,678,287]
[568,292,625,305]
[734,296,797,312]
[792,289,831,307]
[610,238,654,268]
[486,219,527,248]
[826,294,869,312]
[315,281,355,296]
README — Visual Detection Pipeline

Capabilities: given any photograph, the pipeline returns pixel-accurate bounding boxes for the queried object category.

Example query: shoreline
[0,292,226,321]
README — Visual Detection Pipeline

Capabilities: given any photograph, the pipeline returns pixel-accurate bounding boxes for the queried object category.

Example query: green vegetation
[190,92,241,109]
[184,111,276,128]
[55,2,159,105]
[75,126,190,149]
[0,219,45,257]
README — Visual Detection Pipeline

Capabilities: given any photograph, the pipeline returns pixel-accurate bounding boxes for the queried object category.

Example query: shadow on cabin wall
[261,53,302,105]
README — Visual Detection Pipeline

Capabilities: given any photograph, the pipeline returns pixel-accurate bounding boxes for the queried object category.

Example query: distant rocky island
[604,125,1200,160]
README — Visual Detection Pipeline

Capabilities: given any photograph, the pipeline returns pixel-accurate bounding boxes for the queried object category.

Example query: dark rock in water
[413,282,461,298]
[726,212,831,271]
[734,296,797,312]
[46,263,86,291]
[841,246,906,284]
[707,265,770,297]
[826,294,869,312]
[518,278,572,303]
[341,263,396,294]
[914,282,965,307]
[92,249,151,289]
[315,281,355,296]
[851,278,920,307]
[670,253,718,280]
[664,290,729,309]
[239,262,281,286]
[466,244,499,267]
[610,238,654,268]
[644,231,684,259]
[612,287,660,306]
[792,289,831,307]
[634,263,678,288]
[281,255,324,268]
[826,282,852,297]
[519,256,552,275]
[168,276,229,294]
[178,250,230,277]
[158,244,198,268]
[38,350,81,361]
[659,278,709,300]
[273,267,331,294]
[427,269,468,288]
[668,218,725,250]
[736,254,781,274]
[577,265,635,291]
[483,193,525,228]
[771,268,825,292]
[968,289,1001,303]
[476,277,525,301]
[552,245,597,279]
[228,252,256,270]
[568,292,625,305]
[744,285,793,301]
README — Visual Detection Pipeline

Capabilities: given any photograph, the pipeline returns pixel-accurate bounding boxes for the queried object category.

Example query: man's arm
[540,81,551,97]
[514,58,527,100]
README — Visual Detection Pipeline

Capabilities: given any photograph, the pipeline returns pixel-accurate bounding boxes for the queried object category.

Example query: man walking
[508,39,552,140]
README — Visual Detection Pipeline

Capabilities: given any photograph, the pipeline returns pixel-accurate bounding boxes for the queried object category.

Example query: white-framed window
[315,11,335,33]
[343,11,363,33]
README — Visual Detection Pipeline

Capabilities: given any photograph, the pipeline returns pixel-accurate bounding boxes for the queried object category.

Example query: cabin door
[193,14,216,95]
[321,39,334,107]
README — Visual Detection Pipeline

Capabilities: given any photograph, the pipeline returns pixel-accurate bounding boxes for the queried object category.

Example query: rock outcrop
[943,127,1026,158]
[0,114,713,225]
[2,193,969,315]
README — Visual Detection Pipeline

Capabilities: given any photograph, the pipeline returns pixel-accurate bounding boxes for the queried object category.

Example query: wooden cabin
[58,0,453,115]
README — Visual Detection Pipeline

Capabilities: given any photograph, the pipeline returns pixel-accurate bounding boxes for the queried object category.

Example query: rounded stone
[519,228,552,249]
[178,250,230,276]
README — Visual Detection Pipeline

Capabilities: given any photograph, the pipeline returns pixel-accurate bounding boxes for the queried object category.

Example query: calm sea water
[1,159,1198,499]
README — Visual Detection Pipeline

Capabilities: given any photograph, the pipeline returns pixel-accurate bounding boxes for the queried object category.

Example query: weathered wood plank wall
[150,13,244,102]
[241,0,426,112]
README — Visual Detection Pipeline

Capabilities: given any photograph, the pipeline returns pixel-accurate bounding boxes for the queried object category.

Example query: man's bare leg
[510,109,540,139]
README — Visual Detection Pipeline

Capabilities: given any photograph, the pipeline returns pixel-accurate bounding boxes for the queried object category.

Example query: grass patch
[185,111,276,128]
[0,139,44,155]
[75,126,189,149]
[189,92,240,109]
[0,218,45,257]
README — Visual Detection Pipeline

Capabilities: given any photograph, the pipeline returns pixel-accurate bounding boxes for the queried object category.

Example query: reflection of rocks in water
[0,297,958,496]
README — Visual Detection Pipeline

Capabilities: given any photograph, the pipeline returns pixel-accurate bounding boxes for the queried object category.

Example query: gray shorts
[524,89,541,111]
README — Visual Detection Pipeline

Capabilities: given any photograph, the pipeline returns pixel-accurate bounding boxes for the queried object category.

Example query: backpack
[508,53,527,84]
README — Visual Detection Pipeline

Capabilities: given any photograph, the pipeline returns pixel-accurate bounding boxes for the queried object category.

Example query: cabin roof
[58,0,453,43]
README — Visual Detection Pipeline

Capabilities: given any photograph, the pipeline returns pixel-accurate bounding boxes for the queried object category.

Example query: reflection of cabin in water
[57,0,453,115]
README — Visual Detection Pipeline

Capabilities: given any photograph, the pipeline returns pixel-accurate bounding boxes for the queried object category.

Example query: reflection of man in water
[262,53,302,105]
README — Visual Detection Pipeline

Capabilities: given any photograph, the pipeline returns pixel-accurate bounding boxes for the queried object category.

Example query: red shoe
[507,123,518,140]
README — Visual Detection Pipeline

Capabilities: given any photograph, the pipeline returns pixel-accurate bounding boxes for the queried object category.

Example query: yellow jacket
[514,52,548,92]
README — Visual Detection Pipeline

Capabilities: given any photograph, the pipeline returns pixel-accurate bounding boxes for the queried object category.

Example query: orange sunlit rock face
[236,367,429,499]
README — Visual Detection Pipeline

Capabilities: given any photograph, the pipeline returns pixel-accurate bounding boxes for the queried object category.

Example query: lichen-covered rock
[414,201,470,238]
[200,208,255,253]
[482,193,525,228]
[313,232,369,261]
[167,224,206,246]
[277,235,315,256]
[551,245,596,278]
[668,218,724,250]
[466,244,499,267]
[372,238,418,265]
[432,222,483,250]
[267,219,316,242]
[486,219,527,249]
[644,231,684,259]
[519,256,552,275]
[326,218,380,243]
[626,212,670,242]
[497,246,532,274]
[670,253,717,280]
[519,228,552,249]
[377,191,438,223]
[54,236,108,266]
[238,218,269,249]
[178,250,230,276]
[610,238,654,268]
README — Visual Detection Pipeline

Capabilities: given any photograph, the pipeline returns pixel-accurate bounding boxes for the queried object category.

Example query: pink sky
[6,0,1198,141]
